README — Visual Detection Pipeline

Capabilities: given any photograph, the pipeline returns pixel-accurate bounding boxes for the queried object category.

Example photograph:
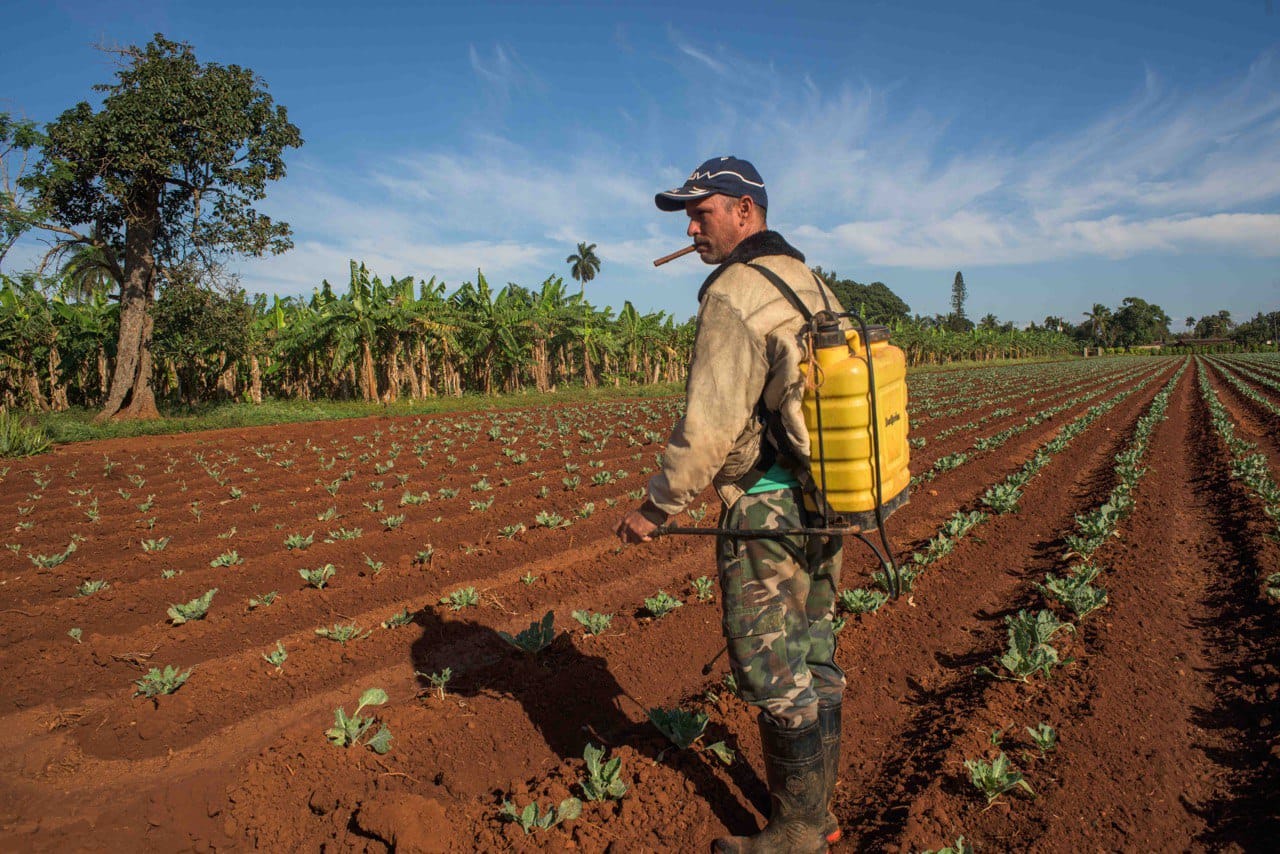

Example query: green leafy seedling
[647,707,708,750]
[209,550,242,568]
[168,588,217,624]
[315,621,369,645]
[249,591,278,609]
[571,609,613,636]
[499,798,582,834]
[977,609,1073,682]
[580,742,627,802]
[141,536,171,554]
[440,586,479,610]
[964,752,1033,804]
[299,564,336,589]
[838,588,888,615]
[1026,722,1057,756]
[77,578,108,597]
[415,667,452,699]
[284,532,314,550]
[134,665,192,698]
[497,611,555,654]
[691,575,715,602]
[325,687,392,754]
[262,641,288,669]
[643,590,682,618]
[381,608,415,629]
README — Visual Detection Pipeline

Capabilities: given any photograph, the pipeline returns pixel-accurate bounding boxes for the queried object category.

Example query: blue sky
[3,0,1278,327]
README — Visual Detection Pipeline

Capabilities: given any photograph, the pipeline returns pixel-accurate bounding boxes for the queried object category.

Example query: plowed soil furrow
[891,362,1170,551]
[1204,360,1280,463]
[822,361,1177,850]
[889,360,1280,851]
[910,362,1151,472]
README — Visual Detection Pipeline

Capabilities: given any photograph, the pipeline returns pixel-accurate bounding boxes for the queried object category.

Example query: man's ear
[737,195,755,225]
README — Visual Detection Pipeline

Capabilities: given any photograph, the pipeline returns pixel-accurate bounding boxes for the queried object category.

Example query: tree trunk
[249,354,263,403]
[48,345,69,411]
[582,341,596,388]
[532,337,550,392]
[117,312,160,419]
[23,355,49,411]
[360,339,377,402]
[383,334,401,403]
[97,189,161,422]
[96,346,109,401]
[217,356,238,400]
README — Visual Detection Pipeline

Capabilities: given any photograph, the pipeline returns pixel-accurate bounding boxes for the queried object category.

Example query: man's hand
[615,508,659,544]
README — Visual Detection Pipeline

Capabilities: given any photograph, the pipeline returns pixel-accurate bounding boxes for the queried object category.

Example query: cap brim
[655,186,712,212]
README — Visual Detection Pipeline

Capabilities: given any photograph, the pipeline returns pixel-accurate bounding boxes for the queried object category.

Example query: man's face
[685,195,749,264]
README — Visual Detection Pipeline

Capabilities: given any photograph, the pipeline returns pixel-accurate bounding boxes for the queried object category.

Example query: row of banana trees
[1,261,1084,411]
[0,263,694,410]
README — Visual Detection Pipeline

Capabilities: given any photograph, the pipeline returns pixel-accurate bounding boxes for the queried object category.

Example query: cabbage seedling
[963,752,1033,804]
[579,742,627,802]
[1026,722,1057,756]
[141,536,170,553]
[498,611,555,654]
[29,539,78,569]
[248,591,278,609]
[134,665,192,698]
[299,564,336,589]
[647,707,708,750]
[440,587,479,610]
[838,588,888,615]
[284,532,314,550]
[326,687,392,754]
[262,641,288,669]
[77,579,109,597]
[315,622,369,645]
[381,608,414,629]
[168,588,217,624]
[416,667,452,699]
[68,627,82,644]
[209,550,242,568]
[499,798,582,834]
[692,576,714,602]
[572,610,612,636]
[644,590,682,618]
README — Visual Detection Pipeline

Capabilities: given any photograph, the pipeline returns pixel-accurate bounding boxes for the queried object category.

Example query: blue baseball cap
[655,156,768,212]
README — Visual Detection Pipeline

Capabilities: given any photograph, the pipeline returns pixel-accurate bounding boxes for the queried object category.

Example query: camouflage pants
[716,486,845,729]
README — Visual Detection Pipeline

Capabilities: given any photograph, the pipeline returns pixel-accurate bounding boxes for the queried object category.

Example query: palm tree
[565,242,601,295]
[1083,304,1113,346]
[566,243,602,388]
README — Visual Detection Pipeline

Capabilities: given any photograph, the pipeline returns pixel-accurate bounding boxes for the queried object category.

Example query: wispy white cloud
[467,43,542,102]
[234,37,1280,314]
[671,37,728,77]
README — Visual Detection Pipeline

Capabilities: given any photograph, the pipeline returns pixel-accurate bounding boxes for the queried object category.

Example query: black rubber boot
[818,701,842,844]
[712,716,828,853]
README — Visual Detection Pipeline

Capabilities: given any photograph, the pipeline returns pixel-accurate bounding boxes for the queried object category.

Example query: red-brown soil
[0,356,1276,852]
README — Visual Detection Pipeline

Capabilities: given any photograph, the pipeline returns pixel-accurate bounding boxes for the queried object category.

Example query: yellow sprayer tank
[801,321,910,525]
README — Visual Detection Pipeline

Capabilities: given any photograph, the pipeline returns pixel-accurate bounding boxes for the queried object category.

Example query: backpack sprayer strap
[736,263,842,525]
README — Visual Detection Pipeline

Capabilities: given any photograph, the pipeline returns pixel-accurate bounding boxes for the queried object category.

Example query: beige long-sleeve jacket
[642,231,844,521]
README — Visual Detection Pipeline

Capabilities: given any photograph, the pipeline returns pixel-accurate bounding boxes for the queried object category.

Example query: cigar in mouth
[652,244,698,266]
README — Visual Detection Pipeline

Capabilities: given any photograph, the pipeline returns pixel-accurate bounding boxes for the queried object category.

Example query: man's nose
[686,220,699,238]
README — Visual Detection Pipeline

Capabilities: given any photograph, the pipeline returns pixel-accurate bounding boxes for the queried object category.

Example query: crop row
[912,361,1162,484]
[837,361,1171,614]
[1196,360,1280,603]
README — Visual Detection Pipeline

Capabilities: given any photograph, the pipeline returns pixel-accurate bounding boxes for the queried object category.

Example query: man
[615,156,844,853]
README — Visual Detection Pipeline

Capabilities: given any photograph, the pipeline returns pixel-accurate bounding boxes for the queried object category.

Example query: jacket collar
[697,230,806,302]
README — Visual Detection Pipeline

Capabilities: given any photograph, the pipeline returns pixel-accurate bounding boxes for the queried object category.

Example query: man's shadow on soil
[409,607,762,833]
